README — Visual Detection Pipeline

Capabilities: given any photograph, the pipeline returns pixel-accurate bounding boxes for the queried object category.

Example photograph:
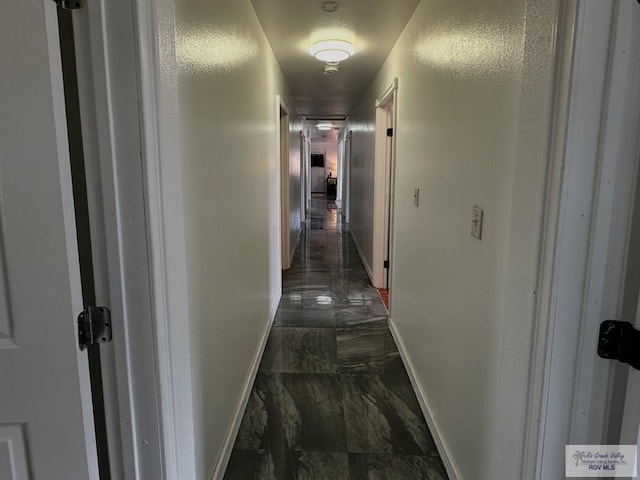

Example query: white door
[618,289,640,479]
[382,104,394,290]
[0,1,98,479]
[601,3,640,476]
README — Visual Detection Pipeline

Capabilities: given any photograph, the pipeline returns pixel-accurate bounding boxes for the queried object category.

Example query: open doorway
[310,128,341,216]
[310,153,326,194]
[371,80,398,307]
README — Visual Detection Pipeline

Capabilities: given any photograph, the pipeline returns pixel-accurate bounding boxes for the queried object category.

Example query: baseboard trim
[388,319,463,480]
[349,231,374,285]
[209,288,281,480]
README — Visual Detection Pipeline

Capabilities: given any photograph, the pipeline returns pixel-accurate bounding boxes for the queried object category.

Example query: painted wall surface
[348,0,559,478]
[173,0,300,476]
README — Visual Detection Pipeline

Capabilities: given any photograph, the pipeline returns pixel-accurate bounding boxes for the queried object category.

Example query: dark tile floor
[224,196,448,480]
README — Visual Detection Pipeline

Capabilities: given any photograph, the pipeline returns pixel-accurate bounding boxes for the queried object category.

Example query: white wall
[173,0,300,476]
[348,0,559,478]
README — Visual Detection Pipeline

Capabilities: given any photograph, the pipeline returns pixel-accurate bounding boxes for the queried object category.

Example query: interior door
[0,1,98,478]
[617,153,640,477]
[618,291,640,479]
[609,5,640,476]
[382,105,394,290]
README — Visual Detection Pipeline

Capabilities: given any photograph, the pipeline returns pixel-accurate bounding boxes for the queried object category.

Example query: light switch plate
[471,206,484,239]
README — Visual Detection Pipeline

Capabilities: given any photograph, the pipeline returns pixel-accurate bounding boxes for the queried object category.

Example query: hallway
[223,196,448,479]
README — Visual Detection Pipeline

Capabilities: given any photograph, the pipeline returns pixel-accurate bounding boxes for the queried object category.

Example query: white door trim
[132,0,198,477]
[300,132,307,223]
[278,99,291,270]
[372,78,398,289]
[71,4,136,477]
[72,0,189,476]
[337,134,343,206]
[72,0,198,476]
[344,130,352,224]
[525,1,640,477]
[597,0,640,452]
[520,1,579,476]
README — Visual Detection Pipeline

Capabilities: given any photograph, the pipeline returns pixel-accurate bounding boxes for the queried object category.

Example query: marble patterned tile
[337,326,403,374]
[224,449,295,480]
[283,285,335,297]
[274,294,340,327]
[341,374,436,455]
[348,453,448,480]
[291,451,350,480]
[260,327,338,374]
[334,305,388,328]
[235,385,270,450]
[302,296,338,309]
[226,197,449,479]
[333,287,382,302]
[273,309,336,328]
[309,217,325,229]
[254,373,347,453]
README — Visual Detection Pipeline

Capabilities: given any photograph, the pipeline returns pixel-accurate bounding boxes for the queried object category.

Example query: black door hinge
[597,320,640,370]
[78,306,113,351]
[387,128,393,137]
[384,260,390,269]
[52,0,86,10]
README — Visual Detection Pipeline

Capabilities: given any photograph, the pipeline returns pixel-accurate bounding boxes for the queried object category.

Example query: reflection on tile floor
[224,196,448,480]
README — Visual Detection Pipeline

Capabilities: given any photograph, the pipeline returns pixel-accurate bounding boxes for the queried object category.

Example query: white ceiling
[250,0,421,118]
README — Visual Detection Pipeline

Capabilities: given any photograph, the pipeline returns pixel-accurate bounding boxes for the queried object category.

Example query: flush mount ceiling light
[317,122,333,130]
[309,39,354,63]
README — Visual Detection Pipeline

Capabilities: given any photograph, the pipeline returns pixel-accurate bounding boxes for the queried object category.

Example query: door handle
[597,320,640,370]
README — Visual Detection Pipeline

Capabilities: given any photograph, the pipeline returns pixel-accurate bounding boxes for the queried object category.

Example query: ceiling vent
[320,1,340,13]
[323,63,340,75]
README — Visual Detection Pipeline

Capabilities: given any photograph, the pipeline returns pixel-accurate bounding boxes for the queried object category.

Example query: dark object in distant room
[311,153,325,167]
[326,173,337,199]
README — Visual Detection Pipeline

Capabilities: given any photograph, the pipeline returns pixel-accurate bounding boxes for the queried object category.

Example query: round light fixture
[317,122,333,131]
[309,40,354,62]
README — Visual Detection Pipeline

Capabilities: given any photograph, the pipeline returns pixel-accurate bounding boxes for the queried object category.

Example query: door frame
[342,130,352,224]
[278,100,291,270]
[300,132,307,223]
[337,135,343,206]
[132,0,197,476]
[371,79,398,290]
[74,0,196,476]
[305,131,312,205]
[523,1,640,477]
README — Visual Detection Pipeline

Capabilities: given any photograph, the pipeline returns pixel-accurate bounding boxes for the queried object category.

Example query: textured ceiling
[250,0,421,118]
